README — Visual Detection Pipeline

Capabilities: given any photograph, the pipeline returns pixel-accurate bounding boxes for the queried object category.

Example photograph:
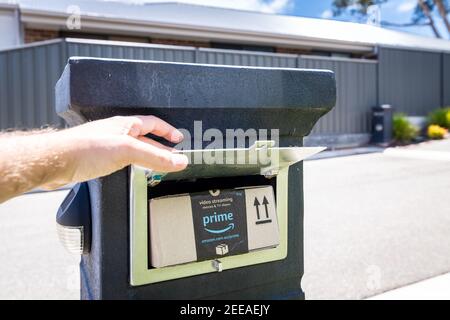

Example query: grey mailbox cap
[56,57,336,142]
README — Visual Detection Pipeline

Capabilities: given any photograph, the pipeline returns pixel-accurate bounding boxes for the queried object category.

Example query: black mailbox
[55,57,336,300]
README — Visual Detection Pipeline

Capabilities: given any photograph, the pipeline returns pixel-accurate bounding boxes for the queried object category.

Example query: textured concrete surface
[304,133,371,149]
[0,190,78,300]
[309,146,383,160]
[369,272,450,300]
[303,139,450,299]
[0,139,449,299]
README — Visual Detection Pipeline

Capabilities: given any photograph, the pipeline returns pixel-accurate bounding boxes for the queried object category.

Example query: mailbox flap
[142,141,324,183]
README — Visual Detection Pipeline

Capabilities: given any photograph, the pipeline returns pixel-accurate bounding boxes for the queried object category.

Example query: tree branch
[434,0,450,35]
[418,0,442,37]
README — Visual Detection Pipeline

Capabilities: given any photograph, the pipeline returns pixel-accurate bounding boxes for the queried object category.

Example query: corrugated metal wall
[298,56,377,134]
[0,38,446,138]
[66,40,196,63]
[0,40,65,130]
[378,47,442,115]
[0,39,198,130]
[197,48,297,67]
[443,53,450,106]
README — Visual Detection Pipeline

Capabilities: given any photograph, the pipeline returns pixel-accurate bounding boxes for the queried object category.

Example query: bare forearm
[0,130,75,203]
[0,116,188,204]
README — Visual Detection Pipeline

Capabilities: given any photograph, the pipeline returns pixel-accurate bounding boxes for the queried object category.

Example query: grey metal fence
[0,38,448,143]
[298,56,378,135]
[66,39,196,63]
[443,53,450,107]
[378,47,442,116]
[0,40,65,130]
[196,48,297,68]
[0,39,199,131]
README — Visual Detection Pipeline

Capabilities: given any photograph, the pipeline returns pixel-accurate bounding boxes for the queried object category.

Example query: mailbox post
[55,57,335,300]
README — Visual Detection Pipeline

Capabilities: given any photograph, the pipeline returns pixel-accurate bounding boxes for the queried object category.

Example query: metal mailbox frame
[129,143,324,286]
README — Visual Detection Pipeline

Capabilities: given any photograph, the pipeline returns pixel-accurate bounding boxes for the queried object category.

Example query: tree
[432,0,450,34]
[332,0,387,18]
[414,0,442,38]
[331,0,450,38]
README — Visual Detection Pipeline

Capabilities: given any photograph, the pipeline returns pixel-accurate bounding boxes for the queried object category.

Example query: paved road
[304,139,450,299]
[0,190,78,299]
[369,272,450,300]
[0,139,450,299]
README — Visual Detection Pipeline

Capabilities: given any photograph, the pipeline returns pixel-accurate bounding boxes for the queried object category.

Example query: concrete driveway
[304,139,450,299]
[0,190,78,299]
[1,139,450,299]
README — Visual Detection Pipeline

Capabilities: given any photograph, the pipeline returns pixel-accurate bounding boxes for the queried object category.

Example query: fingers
[127,138,188,172]
[137,136,175,152]
[131,115,184,143]
[118,116,187,172]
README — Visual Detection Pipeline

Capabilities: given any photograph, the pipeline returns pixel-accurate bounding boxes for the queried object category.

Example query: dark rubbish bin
[371,104,393,145]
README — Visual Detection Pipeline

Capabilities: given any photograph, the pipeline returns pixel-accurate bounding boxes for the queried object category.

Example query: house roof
[3,0,450,53]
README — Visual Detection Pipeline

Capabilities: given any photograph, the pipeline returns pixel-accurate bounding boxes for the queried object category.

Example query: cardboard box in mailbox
[149,186,279,268]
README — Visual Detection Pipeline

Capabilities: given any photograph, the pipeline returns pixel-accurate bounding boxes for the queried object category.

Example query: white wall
[0,7,21,50]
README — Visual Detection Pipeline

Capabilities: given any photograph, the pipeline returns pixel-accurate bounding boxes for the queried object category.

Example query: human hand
[44,115,188,189]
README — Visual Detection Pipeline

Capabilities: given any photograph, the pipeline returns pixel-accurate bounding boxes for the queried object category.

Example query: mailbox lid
[142,142,324,182]
[56,57,336,142]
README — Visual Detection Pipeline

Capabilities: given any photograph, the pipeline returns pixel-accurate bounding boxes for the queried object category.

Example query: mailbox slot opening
[147,175,276,200]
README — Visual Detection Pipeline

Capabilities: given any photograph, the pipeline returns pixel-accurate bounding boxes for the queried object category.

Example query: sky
[104,0,450,39]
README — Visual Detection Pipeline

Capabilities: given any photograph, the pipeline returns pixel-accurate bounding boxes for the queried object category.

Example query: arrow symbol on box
[262,196,270,219]
[254,197,261,220]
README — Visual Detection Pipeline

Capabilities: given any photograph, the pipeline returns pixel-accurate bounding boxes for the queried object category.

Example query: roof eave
[0,3,20,11]
[19,8,374,53]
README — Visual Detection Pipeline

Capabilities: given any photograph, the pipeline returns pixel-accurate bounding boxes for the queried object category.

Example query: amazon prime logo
[203,211,235,234]
[192,189,248,260]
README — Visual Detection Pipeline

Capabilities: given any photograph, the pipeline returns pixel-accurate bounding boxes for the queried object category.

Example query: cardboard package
[149,186,279,268]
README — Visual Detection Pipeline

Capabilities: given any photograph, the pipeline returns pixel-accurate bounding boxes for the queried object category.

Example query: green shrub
[428,107,450,129]
[393,113,419,143]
